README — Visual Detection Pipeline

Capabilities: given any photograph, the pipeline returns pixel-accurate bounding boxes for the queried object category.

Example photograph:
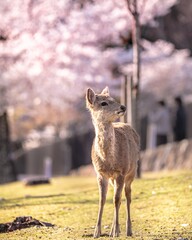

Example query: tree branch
[126,0,139,17]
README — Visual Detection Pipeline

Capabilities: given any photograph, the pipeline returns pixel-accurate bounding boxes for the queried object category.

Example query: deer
[86,86,140,238]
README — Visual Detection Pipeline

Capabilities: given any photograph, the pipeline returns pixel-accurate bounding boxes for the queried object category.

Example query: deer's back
[113,122,139,170]
[113,122,140,148]
[92,122,140,179]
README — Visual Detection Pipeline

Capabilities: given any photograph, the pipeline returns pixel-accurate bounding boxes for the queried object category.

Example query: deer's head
[86,87,126,122]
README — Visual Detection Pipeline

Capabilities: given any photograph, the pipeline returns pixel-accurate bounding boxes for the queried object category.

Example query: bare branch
[126,0,138,16]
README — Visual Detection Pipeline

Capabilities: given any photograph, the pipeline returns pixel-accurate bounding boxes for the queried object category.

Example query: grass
[0,170,192,240]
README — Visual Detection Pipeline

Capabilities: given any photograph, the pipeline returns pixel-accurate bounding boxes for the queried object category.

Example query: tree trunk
[0,111,17,183]
[127,0,141,177]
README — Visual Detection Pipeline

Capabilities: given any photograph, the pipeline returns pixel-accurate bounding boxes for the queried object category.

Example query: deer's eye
[101,102,108,106]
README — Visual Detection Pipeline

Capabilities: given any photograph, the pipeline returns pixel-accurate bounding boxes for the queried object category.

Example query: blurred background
[0,0,192,183]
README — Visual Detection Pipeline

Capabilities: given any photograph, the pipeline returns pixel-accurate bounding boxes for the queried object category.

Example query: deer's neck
[93,120,115,160]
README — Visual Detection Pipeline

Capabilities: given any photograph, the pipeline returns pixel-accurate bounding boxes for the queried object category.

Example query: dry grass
[0,171,192,239]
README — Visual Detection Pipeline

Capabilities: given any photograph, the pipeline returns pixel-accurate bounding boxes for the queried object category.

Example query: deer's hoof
[126,228,132,236]
[109,224,120,237]
[94,227,101,238]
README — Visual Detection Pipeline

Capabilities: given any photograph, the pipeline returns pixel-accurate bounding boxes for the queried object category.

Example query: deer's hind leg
[110,175,124,237]
[94,175,108,238]
[124,177,134,236]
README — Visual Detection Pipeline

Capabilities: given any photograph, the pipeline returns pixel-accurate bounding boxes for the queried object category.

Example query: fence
[14,130,94,180]
[141,139,192,171]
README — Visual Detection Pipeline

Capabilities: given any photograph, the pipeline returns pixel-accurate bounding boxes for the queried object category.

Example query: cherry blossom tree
[1,0,186,138]
[121,39,192,117]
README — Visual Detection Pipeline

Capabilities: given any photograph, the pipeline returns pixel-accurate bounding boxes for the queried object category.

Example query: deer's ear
[101,86,109,96]
[86,88,96,106]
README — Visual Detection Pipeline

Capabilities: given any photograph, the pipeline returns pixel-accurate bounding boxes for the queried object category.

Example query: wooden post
[121,75,133,125]
[127,75,133,126]
[121,75,128,123]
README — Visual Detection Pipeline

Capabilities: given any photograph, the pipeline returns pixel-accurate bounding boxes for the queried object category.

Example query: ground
[0,171,192,240]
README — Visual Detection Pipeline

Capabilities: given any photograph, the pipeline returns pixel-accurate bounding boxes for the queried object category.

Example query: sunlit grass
[0,171,192,239]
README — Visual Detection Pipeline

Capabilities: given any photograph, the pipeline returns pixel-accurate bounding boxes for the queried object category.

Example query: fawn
[86,87,140,238]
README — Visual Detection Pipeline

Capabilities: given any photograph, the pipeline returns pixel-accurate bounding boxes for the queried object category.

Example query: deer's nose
[120,105,126,112]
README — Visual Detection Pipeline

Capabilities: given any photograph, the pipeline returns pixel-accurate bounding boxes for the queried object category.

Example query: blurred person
[149,100,171,147]
[173,96,187,141]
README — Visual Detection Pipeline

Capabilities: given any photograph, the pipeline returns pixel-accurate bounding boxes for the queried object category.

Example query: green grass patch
[0,171,192,239]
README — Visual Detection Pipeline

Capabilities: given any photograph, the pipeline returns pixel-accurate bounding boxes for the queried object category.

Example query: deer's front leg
[110,175,124,237]
[94,175,108,238]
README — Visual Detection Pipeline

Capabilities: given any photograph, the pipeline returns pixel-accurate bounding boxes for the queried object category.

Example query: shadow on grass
[0,192,113,209]
[82,233,109,238]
